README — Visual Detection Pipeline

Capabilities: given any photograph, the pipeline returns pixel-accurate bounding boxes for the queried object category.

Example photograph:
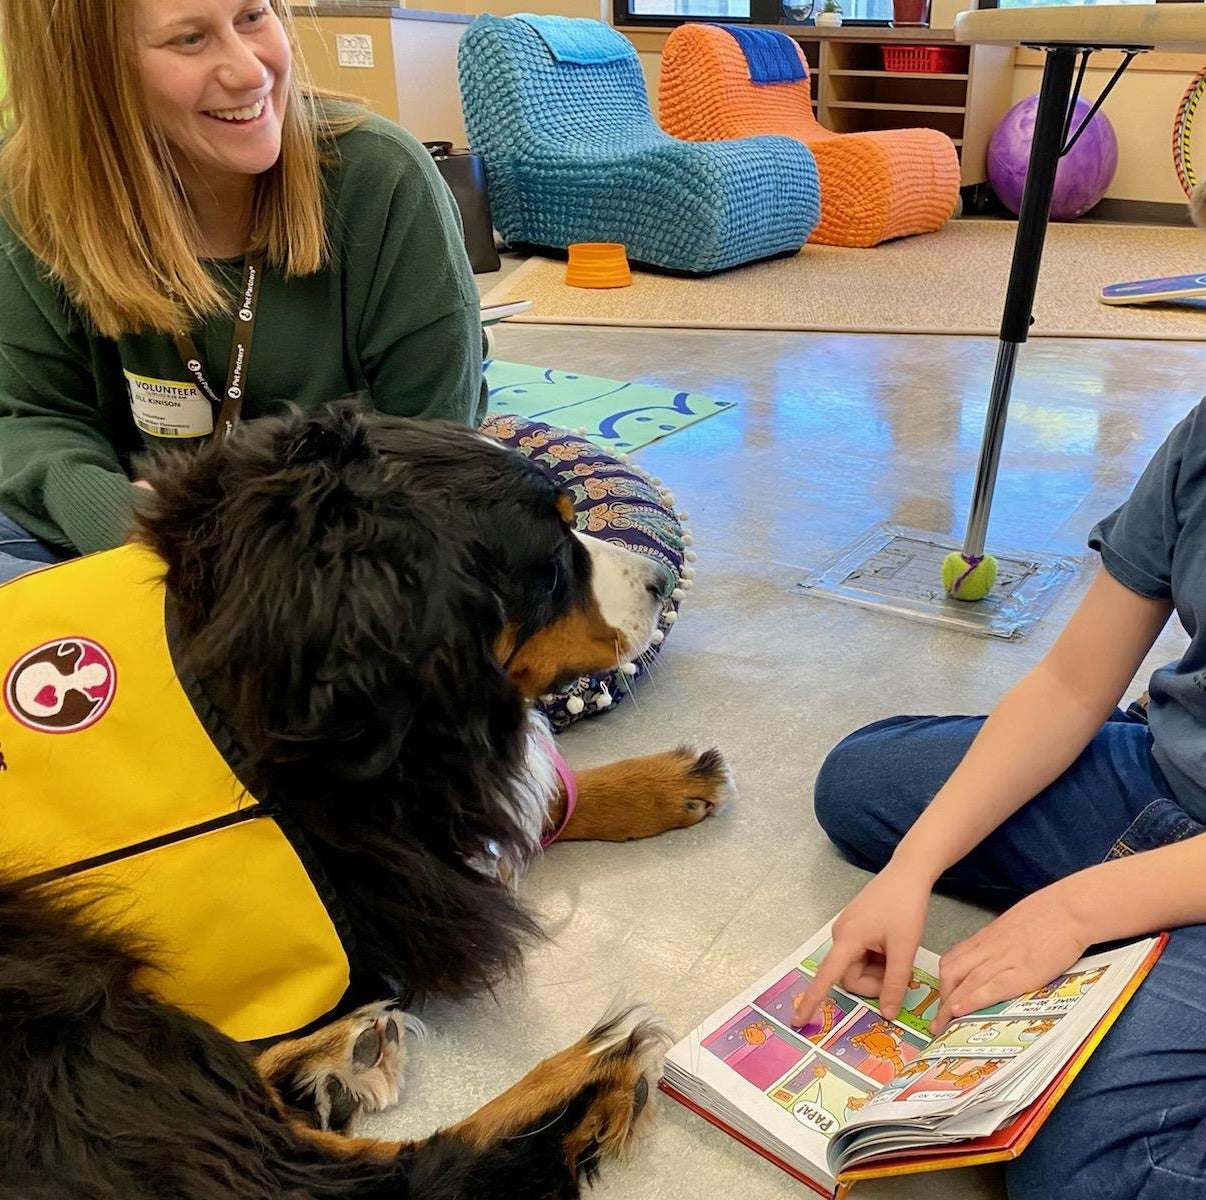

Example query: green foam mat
[484,359,734,453]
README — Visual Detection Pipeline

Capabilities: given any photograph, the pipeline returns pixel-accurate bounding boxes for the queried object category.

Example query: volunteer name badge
[125,371,215,439]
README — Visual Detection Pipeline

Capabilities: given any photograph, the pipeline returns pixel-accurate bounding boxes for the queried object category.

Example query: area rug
[481,221,1206,341]
[484,359,734,452]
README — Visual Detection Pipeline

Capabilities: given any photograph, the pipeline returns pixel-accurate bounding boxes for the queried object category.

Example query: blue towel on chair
[513,14,633,65]
[720,26,807,85]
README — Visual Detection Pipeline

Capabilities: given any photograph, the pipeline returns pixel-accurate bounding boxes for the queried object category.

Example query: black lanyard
[173,255,263,441]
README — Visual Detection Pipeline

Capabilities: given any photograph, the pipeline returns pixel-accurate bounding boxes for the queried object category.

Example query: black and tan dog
[0,402,732,1199]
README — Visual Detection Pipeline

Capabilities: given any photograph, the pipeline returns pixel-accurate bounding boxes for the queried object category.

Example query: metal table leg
[959,47,1076,571]
[954,43,1144,594]
[799,38,1150,634]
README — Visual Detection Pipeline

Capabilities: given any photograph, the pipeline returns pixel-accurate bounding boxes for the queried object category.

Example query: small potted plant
[815,0,842,26]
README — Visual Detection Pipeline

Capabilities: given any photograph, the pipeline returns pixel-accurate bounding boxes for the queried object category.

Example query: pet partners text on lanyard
[172,255,264,441]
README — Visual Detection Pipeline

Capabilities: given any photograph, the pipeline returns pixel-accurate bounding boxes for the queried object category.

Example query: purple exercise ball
[987,95,1119,221]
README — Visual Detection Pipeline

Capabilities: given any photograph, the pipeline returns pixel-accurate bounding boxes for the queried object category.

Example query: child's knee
[813,737,863,843]
[812,718,919,870]
[813,727,888,857]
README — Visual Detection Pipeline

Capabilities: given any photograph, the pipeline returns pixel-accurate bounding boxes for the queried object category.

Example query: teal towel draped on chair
[512,14,632,64]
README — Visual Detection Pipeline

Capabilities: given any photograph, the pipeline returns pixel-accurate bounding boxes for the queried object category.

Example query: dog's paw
[451,1004,672,1180]
[626,745,734,836]
[256,1001,424,1133]
[672,746,735,825]
[566,747,734,842]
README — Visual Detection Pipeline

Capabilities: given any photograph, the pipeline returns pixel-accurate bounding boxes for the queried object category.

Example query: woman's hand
[793,864,931,1027]
[931,882,1091,1034]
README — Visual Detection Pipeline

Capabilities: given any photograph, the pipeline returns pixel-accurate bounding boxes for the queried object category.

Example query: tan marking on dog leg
[557,748,734,842]
[283,1125,403,1160]
[449,1007,670,1173]
[263,1010,668,1183]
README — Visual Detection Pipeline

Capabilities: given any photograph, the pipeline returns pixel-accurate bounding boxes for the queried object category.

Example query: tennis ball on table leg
[942,552,997,601]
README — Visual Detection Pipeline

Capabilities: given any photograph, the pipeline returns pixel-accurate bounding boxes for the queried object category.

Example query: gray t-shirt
[1089,400,1206,821]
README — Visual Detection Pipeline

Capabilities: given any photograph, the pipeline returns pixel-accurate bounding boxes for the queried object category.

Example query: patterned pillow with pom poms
[480,413,696,731]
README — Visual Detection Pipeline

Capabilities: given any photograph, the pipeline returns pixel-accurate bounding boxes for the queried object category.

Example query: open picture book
[661,919,1165,1198]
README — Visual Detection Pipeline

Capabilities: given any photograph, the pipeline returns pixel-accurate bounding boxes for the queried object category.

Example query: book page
[843,941,1152,1125]
[663,922,946,1182]
[666,922,1160,1188]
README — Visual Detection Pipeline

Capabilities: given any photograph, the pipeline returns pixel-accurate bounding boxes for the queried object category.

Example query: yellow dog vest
[0,544,352,1043]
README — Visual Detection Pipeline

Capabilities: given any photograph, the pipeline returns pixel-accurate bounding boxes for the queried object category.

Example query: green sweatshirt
[0,107,486,555]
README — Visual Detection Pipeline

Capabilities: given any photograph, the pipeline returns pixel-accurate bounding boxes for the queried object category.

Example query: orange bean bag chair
[659,23,960,248]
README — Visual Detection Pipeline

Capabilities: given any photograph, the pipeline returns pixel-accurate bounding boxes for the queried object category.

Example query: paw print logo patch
[4,638,117,734]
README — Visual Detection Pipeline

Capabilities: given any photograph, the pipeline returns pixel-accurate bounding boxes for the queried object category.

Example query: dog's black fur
[0,403,663,1198]
[140,403,593,1004]
[0,875,643,1200]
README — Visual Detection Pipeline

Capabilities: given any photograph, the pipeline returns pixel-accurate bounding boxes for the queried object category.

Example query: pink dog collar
[540,740,578,848]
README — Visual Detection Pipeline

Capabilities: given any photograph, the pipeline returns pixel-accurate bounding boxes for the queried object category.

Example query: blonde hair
[0,0,352,338]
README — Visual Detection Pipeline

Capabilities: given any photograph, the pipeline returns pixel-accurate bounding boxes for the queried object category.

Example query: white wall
[391,18,469,144]
[1010,53,1200,206]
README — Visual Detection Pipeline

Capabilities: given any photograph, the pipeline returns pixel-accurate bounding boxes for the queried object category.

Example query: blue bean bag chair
[457,14,821,275]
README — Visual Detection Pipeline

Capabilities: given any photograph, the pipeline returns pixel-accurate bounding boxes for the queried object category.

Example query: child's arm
[795,569,1171,1027]
[889,568,1171,886]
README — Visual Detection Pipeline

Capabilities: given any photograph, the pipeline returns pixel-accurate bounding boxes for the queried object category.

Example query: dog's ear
[241,512,513,784]
[136,403,371,619]
[146,404,522,784]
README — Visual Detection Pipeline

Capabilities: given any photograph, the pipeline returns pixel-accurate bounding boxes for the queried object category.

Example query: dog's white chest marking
[475,710,559,884]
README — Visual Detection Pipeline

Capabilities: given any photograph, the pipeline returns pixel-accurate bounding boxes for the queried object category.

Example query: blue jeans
[0,509,68,584]
[814,713,1206,1200]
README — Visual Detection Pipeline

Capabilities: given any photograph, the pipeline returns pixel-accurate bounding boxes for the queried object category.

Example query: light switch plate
[335,33,374,69]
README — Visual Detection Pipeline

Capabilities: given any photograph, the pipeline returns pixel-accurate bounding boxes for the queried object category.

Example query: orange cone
[565,242,632,289]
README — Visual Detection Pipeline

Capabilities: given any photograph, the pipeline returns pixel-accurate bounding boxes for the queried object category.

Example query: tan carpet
[482,221,1206,340]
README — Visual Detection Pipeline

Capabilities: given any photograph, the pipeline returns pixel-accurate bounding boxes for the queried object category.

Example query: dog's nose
[645,560,675,602]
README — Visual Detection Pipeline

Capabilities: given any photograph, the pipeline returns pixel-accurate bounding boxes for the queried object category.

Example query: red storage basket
[882,45,967,74]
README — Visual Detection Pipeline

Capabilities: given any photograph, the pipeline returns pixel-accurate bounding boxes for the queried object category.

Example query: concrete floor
[363,257,1201,1199]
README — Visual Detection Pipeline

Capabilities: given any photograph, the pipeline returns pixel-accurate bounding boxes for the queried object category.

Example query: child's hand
[931,883,1091,1034]
[793,865,930,1027]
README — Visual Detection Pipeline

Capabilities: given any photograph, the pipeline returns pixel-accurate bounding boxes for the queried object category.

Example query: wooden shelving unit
[623,23,1016,189]
[763,31,1011,185]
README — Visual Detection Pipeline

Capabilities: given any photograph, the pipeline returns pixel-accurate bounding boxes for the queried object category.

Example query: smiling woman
[0,0,486,579]
[131,0,296,258]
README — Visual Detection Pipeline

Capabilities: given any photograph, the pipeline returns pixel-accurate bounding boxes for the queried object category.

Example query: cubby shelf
[622,24,1016,188]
